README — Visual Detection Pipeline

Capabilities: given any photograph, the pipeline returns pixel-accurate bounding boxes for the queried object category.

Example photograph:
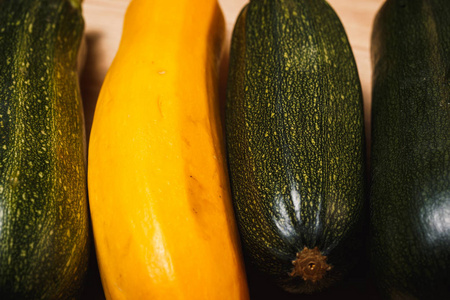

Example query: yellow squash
[87,0,249,299]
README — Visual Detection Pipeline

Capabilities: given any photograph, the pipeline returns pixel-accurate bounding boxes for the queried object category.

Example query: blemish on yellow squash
[87,0,249,299]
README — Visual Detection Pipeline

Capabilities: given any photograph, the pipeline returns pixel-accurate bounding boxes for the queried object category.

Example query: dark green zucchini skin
[370,0,450,299]
[225,0,366,294]
[0,1,89,299]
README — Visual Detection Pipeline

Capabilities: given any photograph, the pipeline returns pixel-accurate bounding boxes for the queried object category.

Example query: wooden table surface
[80,0,385,299]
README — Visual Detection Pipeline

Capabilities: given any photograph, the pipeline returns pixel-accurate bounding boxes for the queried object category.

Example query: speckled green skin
[0,1,89,299]
[225,0,366,294]
[370,1,450,299]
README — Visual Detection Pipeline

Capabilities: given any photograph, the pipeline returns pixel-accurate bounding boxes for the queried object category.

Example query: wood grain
[80,0,385,299]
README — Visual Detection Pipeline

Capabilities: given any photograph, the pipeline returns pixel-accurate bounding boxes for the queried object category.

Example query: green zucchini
[0,1,89,299]
[370,0,450,298]
[225,0,366,294]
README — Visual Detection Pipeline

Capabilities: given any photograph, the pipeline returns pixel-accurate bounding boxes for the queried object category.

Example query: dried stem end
[289,247,332,283]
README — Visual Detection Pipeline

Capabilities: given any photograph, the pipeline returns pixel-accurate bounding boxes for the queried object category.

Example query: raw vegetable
[0,0,89,299]
[88,0,249,299]
[370,0,450,298]
[225,0,366,294]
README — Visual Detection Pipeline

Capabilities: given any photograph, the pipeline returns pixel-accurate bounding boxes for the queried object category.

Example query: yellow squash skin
[87,0,249,299]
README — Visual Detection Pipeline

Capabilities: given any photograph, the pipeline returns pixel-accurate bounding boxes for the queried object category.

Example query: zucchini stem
[290,247,332,283]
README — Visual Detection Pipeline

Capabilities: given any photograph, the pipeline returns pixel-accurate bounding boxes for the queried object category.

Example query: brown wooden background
[80,0,385,299]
